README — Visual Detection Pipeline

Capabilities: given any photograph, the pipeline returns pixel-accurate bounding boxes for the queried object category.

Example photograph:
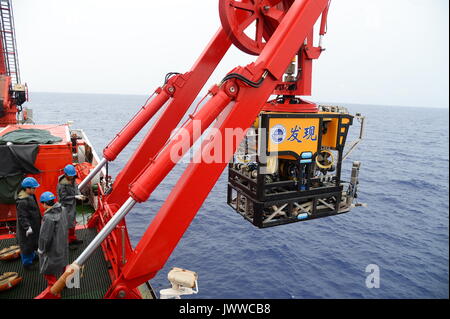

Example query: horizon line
[28,90,449,110]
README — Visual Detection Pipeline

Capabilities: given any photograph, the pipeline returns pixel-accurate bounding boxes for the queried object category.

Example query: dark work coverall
[16,190,41,265]
[57,175,80,243]
[38,202,69,286]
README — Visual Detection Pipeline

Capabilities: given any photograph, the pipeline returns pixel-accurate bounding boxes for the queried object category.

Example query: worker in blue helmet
[37,191,68,293]
[15,177,42,270]
[57,164,86,248]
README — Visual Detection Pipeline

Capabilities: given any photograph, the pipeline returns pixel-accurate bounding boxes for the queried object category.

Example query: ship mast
[0,0,26,126]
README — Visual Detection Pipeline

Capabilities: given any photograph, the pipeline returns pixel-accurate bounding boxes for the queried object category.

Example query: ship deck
[0,228,112,299]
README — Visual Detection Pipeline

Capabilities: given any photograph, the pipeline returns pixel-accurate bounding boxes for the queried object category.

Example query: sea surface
[27,92,449,299]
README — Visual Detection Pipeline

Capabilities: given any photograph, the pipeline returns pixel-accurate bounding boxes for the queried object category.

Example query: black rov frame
[227,111,356,228]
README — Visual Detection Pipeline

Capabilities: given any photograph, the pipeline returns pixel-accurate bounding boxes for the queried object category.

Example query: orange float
[0,272,22,292]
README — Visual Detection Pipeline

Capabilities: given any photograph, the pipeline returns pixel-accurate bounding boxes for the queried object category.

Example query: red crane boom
[43,0,350,299]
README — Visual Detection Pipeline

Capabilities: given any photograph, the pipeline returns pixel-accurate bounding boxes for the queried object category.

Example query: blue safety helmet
[64,164,77,177]
[40,191,56,203]
[21,177,40,189]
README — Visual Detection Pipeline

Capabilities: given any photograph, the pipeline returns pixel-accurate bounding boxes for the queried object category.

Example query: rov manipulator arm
[51,0,331,298]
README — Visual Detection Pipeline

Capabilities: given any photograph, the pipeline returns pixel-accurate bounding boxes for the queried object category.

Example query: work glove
[26,227,33,237]
[75,195,86,201]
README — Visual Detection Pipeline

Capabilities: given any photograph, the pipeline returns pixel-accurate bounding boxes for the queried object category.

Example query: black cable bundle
[164,72,181,84]
[221,70,268,88]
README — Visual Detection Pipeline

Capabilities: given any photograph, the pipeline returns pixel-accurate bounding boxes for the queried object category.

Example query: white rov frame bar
[343,114,365,161]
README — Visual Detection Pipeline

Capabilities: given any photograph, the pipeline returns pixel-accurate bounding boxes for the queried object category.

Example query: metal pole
[74,197,136,266]
[78,158,108,191]
[48,197,136,296]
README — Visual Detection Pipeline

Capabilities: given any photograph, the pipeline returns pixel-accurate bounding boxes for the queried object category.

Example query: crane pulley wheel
[219,0,294,56]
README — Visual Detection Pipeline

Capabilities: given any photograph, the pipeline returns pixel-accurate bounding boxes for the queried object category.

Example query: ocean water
[27,92,449,299]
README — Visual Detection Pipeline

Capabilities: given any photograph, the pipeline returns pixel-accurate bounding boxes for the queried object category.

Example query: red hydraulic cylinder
[106,28,232,206]
[129,88,234,203]
[103,89,170,162]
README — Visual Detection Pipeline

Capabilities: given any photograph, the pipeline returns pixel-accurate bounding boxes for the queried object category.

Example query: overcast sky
[13,0,449,108]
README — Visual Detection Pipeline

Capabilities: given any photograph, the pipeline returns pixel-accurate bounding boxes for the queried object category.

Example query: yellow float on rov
[228,105,365,228]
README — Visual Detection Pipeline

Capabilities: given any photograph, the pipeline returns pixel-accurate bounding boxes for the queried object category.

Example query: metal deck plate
[0,228,112,299]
